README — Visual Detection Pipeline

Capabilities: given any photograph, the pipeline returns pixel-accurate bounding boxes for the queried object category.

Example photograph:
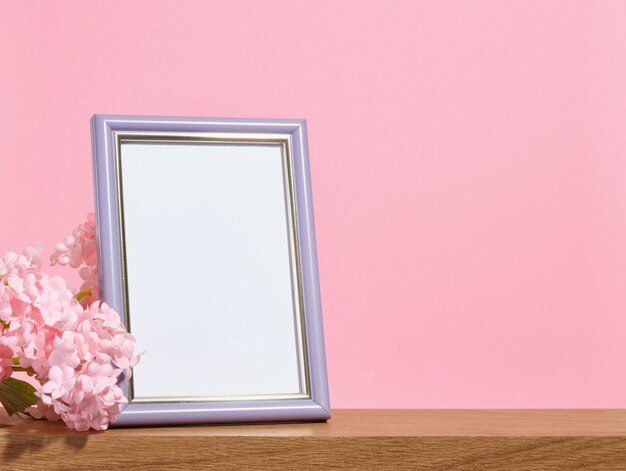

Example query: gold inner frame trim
[113,131,310,404]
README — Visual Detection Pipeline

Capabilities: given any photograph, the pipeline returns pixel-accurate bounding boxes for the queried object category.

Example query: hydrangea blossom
[0,344,12,381]
[51,213,99,308]
[0,214,140,431]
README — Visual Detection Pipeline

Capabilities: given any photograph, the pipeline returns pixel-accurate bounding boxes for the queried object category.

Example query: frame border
[91,114,330,426]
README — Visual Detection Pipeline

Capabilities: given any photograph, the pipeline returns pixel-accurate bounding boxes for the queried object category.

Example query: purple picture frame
[91,114,330,426]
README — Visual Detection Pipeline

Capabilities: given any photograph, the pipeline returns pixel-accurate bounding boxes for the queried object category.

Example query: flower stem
[10,359,36,376]
[76,289,92,302]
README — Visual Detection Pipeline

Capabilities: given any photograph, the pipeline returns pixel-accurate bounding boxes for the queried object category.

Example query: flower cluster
[0,215,140,431]
[0,344,12,381]
[51,213,99,308]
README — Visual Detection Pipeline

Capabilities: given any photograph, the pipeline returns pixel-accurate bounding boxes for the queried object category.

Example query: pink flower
[76,266,99,308]
[26,400,61,422]
[50,214,97,269]
[0,344,13,381]
[50,213,99,308]
[41,365,76,400]
[37,308,139,431]
[0,215,141,431]
[34,298,141,430]
[48,331,81,369]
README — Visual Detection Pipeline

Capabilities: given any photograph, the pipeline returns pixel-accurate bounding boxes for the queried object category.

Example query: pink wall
[2,1,626,408]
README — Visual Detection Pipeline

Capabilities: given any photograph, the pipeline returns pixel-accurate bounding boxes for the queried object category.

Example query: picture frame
[90,114,330,426]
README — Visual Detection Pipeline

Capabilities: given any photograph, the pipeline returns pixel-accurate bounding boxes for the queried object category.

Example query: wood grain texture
[3,409,626,470]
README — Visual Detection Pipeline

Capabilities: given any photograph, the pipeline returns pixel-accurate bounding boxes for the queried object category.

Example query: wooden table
[2,409,626,470]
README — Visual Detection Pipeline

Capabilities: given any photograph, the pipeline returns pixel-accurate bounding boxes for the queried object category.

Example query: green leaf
[0,377,38,416]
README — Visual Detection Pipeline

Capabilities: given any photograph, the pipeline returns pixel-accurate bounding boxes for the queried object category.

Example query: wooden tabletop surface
[3,409,626,469]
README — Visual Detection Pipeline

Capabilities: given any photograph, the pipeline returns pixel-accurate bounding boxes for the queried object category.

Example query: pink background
[2,1,626,408]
